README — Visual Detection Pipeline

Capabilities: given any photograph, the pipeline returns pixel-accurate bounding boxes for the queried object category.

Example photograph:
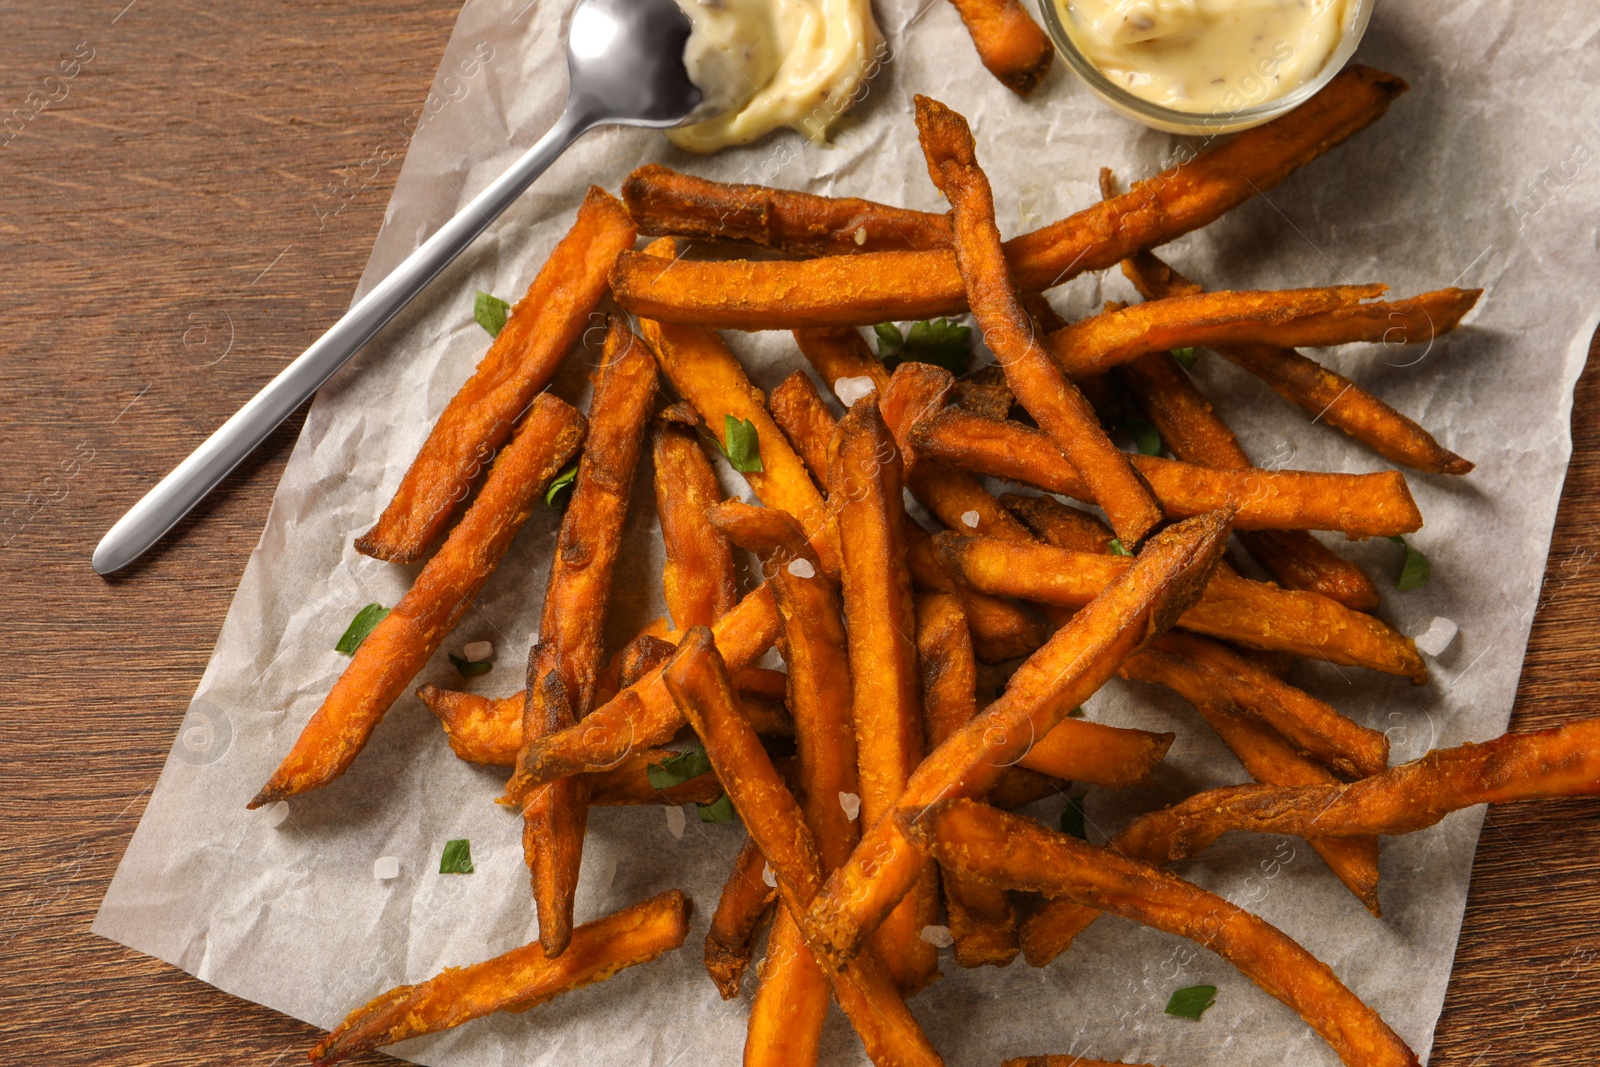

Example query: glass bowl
[1038,0,1374,134]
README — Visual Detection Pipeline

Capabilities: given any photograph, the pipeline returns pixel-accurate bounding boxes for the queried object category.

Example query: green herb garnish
[873,318,971,375]
[439,838,475,874]
[1109,538,1133,557]
[697,794,737,823]
[715,415,764,474]
[647,743,713,790]
[449,652,492,678]
[1128,417,1164,457]
[1165,984,1217,1020]
[474,291,510,338]
[1172,347,1198,369]
[1389,535,1431,591]
[544,464,578,508]
[1059,795,1088,840]
[335,603,389,655]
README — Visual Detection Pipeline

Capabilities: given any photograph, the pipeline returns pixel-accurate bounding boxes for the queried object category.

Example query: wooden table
[2,2,1595,1063]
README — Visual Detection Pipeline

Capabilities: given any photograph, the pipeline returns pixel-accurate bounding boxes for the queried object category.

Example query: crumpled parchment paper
[95,0,1600,1063]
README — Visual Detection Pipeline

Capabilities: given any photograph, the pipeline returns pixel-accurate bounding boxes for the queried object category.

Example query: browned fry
[1043,285,1480,379]
[945,0,1053,94]
[705,835,779,1000]
[358,188,633,562]
[904,800,1422,1067]
[1153,631,1389,778]
[798,511,1232,974]
[734,664,791,703]
[936,533,1426,681]
[585,748,725,806]
[1131,718,1600,861]
[949,364,1013,420]
[249,396,585,808]
[609,67,1408,327]
[912,405,1424,538]
[1002,1059,1159,1067]
[519,646,586,957]
[661,629,943,1067]
[747,909,833,1067]
[623,162,954,256]
[832,396,940,993]
[638,239,838,572]
[1117,339,1382,611]
[1000,493,1115,554]
[1015,715,1174,788]
[917,592,1018,969]
[1123,250,1474,475]
[771,369,845,485]
[308,889,691,1066]
[907,527,1051,663]
[915,95,1162,546]
[654,409,737,631]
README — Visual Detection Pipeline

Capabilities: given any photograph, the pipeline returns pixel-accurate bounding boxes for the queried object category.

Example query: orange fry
[654,406,737,631]
[935,533,1426,680]
[662,629,943,1067]
[1123,250,1474,475]
[357,188,633,561]
[904,800,1421,1067]
[250,395,585,808]
[309,889,691,1066]
[945,0,1053,94]
[911,405,1424,538]
[623,163,954,256]
[1000,492,1115,554]
[705,836,779,1000]
[1043,285,1480,378]
[799,511,1232,973]
[915,94,1161,545]
[1002,1058,1160,1067]
[609,67,1408,328]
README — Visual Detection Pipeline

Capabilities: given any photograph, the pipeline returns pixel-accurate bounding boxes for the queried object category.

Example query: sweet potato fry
[946,0,1053,94]
[638,239,839,572]
[949,364,1013,420]
[916,95,1161,546]
[519,646,585,956]
[1116,338,1382,610]
[771,370,845,486]
[903,800,1421,1067]
[1002,1059,1159,1067]
[358,188,633,561]
[705,835,779,999]
[654,407,737,631]
[609,67,1408,327]
[623,163,954,256]
[917,592,1018,969]
[585,748,725,806]
[309,889,691,1066]
[661,629,943,1067]
[1122,250,1474,475]
[911,405,1424,538]
[1138,719,1600,860]
[747,909,833,1067]
[1043,286,1480,379]
[935,533,1426,680]
[907,527,1050,663]
[999,492,1115,554]
[799,510,1232,973]
[831,397,940,993]
[1016,716,1174,788]
[249,396,585,808]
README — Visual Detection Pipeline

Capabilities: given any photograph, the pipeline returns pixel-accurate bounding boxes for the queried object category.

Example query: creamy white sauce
[1058,0,1352,114]
[670,0,883,153]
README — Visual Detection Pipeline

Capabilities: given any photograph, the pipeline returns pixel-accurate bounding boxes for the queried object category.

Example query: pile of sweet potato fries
[248,66,1600,1067]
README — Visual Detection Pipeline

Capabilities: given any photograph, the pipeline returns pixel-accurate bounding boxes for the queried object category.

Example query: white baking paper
[95,0,1600,1063]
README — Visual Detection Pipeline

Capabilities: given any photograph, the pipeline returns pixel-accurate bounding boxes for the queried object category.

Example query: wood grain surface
[1,2,1596,1064]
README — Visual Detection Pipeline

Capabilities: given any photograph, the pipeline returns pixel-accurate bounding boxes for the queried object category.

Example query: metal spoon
[92,0,708,575]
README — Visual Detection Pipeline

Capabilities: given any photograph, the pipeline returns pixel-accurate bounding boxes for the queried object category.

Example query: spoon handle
[92,108,593,576]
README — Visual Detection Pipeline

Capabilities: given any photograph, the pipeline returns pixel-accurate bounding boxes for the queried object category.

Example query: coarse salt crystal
[836,376,876,407]
[787,557,815,579]
[260,801,290,828]
[838,791,861,820]
[853,226,868,246]
[961,510,981,529]
[373,856,400,880]
[762,863,777,888]
[665,805,686,839]
[919,924,954,948]
[462,640,494,663]
[1413,616,1458,658]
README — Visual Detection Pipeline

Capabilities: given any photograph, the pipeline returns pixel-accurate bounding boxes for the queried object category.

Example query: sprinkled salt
[260,801,290,828]
[373,856,399,880]
[920,924,954,948]
[1413,616,1458,658]
[961,510,981,529]
[462,640,493,663]
[665,805,687,839]
[762,863,777,888]
[853,226,868,246]
[787,557,815,579]
[836,376,876,407]
[838,791,861,820]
